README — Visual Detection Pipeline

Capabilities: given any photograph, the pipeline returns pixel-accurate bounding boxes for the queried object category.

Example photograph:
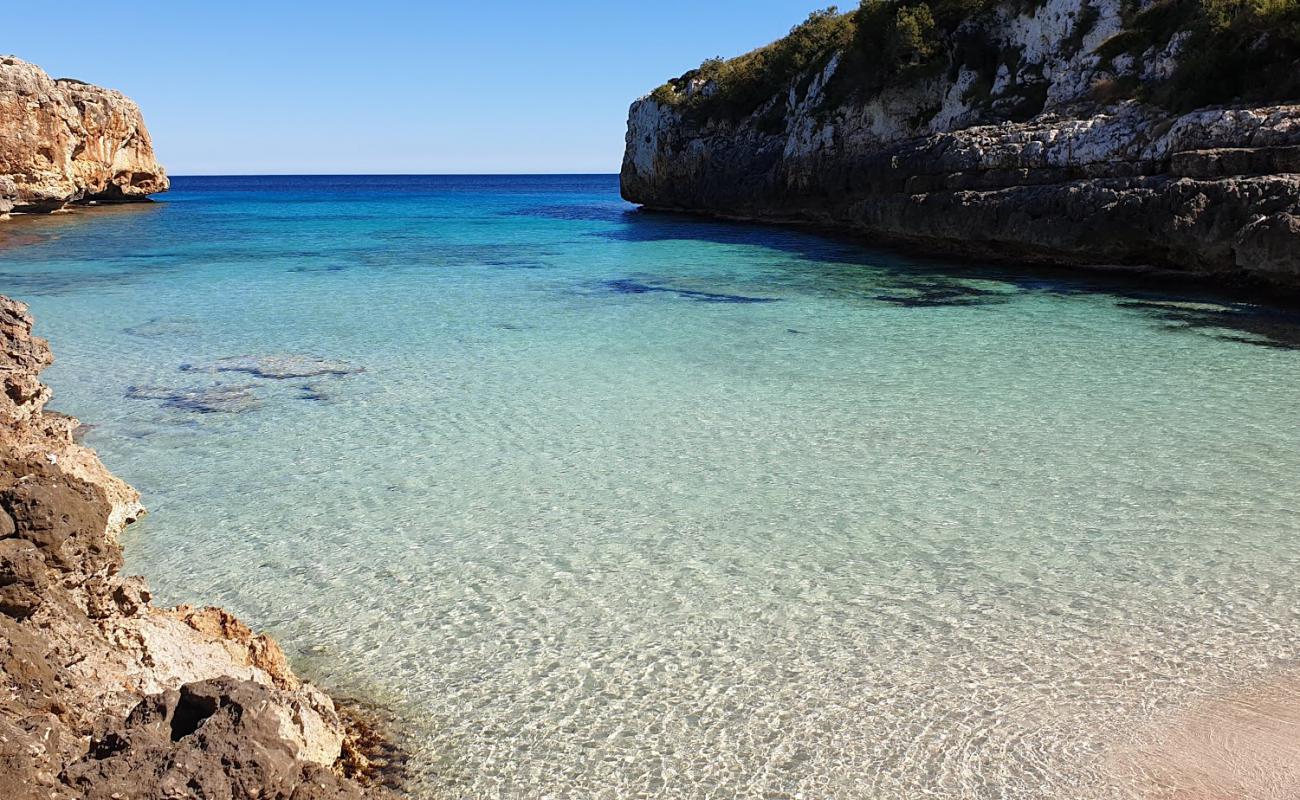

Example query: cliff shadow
[596,208,1300,350]
[0,201,164,250]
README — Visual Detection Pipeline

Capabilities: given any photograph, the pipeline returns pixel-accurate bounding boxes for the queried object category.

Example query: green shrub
[1101,0,1300,109]
[649,83,680,104]
[659,1,1014,123]
[892,4,940,61]
[823,0,965,105]
[660,7,854,123]
[1174,0,1300,107]
[653,0,1300,126]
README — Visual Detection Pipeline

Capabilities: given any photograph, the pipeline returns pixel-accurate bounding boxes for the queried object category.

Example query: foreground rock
[621,1,1300,289]
[0,56,168,217]
[0,296,393,798]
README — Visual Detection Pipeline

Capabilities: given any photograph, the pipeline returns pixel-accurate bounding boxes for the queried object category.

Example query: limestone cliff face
[621,0,1300,287]
[0,56,168,217]
[0,296,394,799]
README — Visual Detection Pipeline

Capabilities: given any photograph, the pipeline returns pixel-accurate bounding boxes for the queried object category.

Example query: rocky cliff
[0,56,168,217]
[0,296,394,799]
[621,0,1300,288]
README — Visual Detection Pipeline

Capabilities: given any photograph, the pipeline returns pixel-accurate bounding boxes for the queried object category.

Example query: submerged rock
[604,278,778,303]
[123,316,201,339]
[126,383,262,414]
[0,56,168,214]
[182,355,364,380]
[297,383,331,402]
[0,295,394,797]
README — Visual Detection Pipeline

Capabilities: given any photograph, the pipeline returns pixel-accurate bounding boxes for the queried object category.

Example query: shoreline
[0,196,157,220]
[1107,666,1300,798]
[0,294,402,798]
[9,190,1300,315]
[629,202,1300,310]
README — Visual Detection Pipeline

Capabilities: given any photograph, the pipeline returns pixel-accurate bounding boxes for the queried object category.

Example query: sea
[3,174,1300,798]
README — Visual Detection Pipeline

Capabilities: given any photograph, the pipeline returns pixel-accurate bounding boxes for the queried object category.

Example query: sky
[7,1,837,175]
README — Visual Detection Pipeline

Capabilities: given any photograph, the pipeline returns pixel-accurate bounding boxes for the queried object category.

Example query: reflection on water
[2,175,1300,799]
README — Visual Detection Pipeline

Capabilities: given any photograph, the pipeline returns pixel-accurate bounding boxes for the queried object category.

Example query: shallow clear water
[4,175,1300,798]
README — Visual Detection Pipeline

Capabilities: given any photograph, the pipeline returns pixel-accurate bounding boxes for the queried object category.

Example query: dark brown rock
[0,538,48,619]
[0,455,117,578]
[64,678,369,800]
[1236,212,1300,282]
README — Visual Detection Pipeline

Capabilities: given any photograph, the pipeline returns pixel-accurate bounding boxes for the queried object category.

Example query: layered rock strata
[0,56,168,217]
[0,295,392,799]
[621,0,1300,287]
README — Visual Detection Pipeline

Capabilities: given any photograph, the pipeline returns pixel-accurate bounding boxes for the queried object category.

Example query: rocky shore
[621,0,1300,288]
[0,295,395,798]
[1,56,168,217]
[0,58,399,797]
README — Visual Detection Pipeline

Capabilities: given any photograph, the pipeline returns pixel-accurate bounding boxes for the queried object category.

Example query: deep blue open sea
[3,175,1300,798]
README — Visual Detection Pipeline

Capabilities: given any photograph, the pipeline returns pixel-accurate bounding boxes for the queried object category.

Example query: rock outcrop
[0,56,168,217]
[0,296,393,798]
[621,0,1300,289]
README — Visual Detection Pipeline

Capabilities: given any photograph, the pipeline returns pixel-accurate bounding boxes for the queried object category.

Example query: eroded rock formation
[0,295,393,799]
[0,56,168,217]
[621,0,1300,288]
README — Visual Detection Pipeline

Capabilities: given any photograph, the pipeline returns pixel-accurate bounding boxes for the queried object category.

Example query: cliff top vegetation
[649,0,1300,125]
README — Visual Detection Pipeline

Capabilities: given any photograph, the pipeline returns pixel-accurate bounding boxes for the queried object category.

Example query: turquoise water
[4,175,1300,798]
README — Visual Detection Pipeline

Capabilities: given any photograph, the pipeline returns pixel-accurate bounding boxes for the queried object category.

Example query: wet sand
[1112,670,1300,799]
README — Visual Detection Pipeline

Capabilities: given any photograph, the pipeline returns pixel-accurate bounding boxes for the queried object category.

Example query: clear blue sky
[8,1,834,175]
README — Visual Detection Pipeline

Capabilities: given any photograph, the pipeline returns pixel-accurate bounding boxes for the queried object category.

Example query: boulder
[0,55,167,213]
